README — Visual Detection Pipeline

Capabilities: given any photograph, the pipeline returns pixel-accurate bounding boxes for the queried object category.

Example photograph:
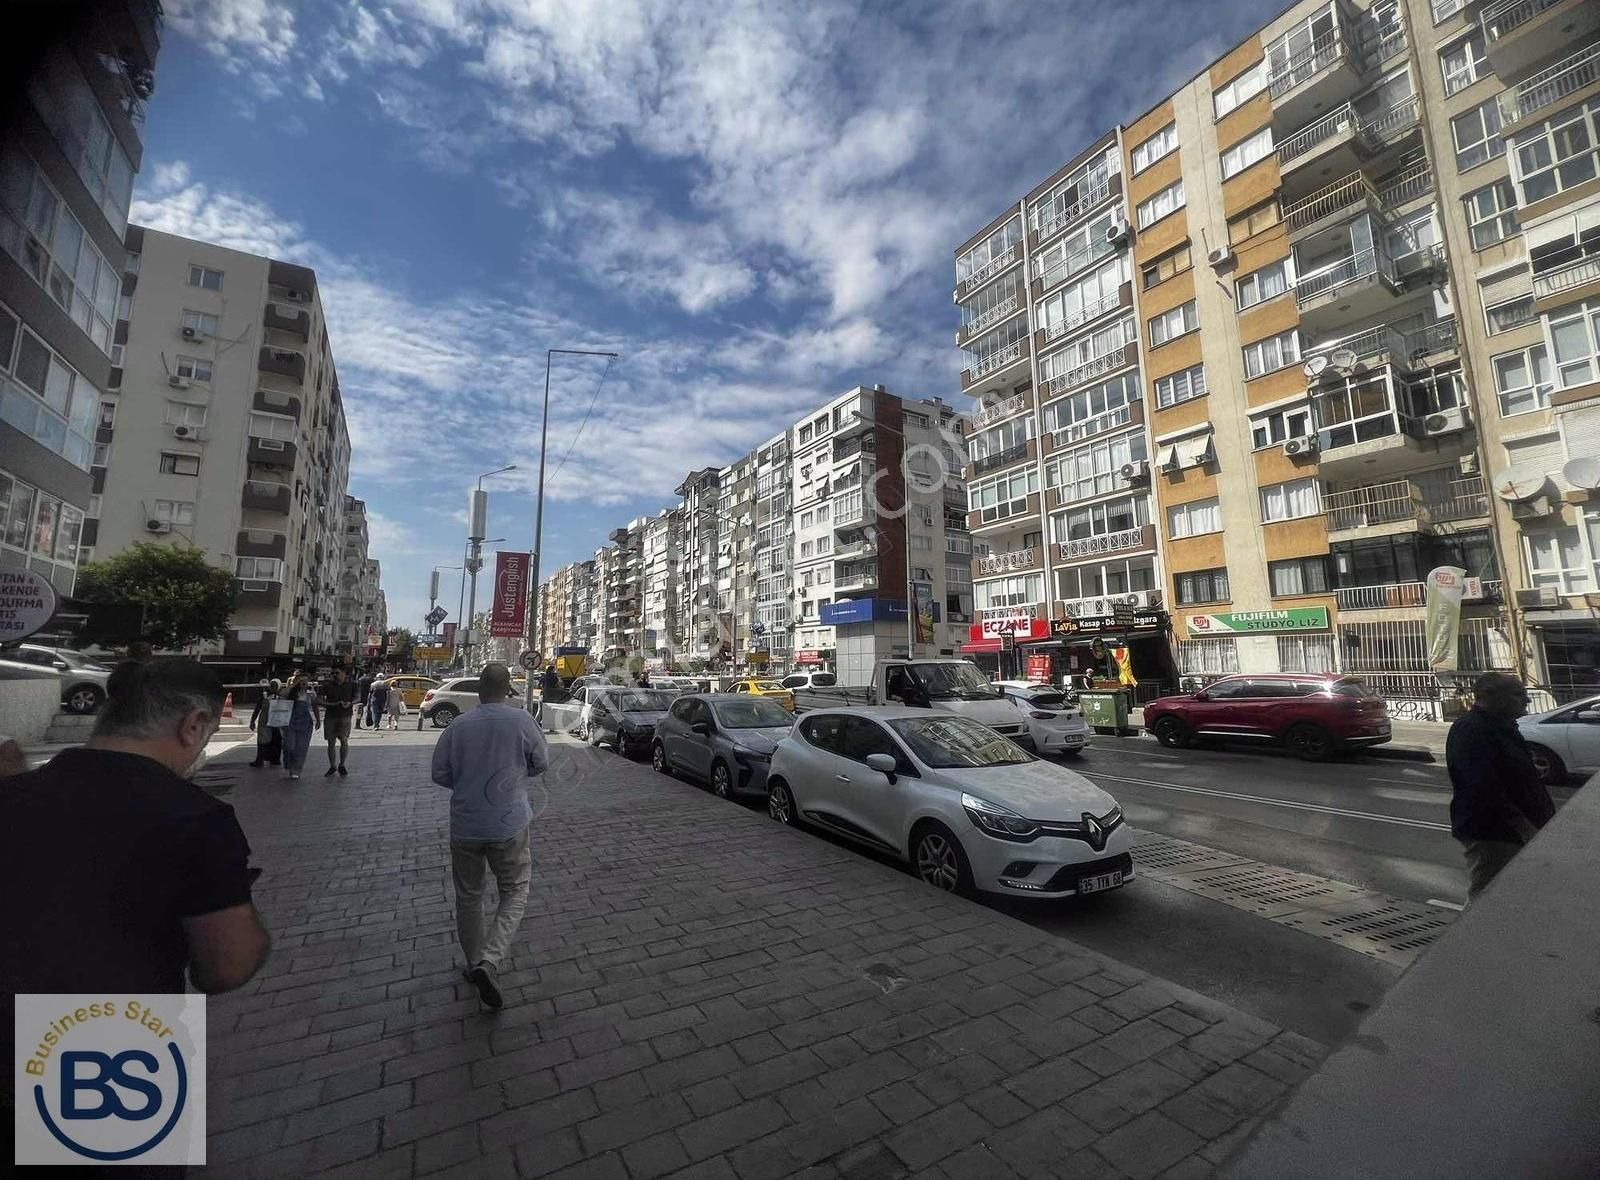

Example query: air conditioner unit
[1515,587,1561,608]
[1283,435,1317,457]
[1422,407,1468,436]
[1207,245,1235,269]
[168,375,191,389]
[145,519,171,534]
[180,326,198,339]
[1458,452,1479,476]
[1106,212,1131,245]
[1119,458,1150,482]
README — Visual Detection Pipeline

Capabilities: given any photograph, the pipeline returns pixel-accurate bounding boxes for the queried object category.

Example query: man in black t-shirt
[320,665,357,777]
[0,659,271,1047]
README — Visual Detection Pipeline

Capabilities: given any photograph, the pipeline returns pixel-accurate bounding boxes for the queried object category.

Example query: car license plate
[1078,871,1123,894]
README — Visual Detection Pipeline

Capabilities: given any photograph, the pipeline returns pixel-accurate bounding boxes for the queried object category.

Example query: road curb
[1365,745,1437,763]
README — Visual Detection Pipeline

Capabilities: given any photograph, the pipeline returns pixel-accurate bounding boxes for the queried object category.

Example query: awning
[1156,443,1179,471]
[1178,431,1215,468]
[960,640,1004,654]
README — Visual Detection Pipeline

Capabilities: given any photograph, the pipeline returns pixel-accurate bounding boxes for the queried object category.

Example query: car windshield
[1332,678,1378,699]
[616,690,671,712]
[1024,690,1067,709]
[913,662,1000,700]
[807,673,836,687]
[754,681,785,692]
[713,699,794,729]
[54,650,106,670]
[890,716,1034,768]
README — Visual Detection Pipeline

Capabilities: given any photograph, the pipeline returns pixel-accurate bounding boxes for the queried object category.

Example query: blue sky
[138,0,1281,635]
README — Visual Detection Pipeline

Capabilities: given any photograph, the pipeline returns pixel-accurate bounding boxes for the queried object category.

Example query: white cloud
[164,0,298,66]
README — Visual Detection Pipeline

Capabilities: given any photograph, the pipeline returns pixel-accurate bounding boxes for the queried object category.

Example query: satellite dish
[1563,457,1600,490]
[1329,347,1359,373]
[1303,355,1330,379]
[1492,465,1551,502]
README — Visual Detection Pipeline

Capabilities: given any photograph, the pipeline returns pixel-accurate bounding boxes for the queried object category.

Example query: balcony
[1499,41,1600,129]
[263,302,310,340]
[253,389,302,421]
[241,480,291,514]
[1376,159,1434,210]
[234,579,283,609]
[1295,248,1401,333]
[1335,579,1503,611]
[247,436,298,469]
[1042,344,1135,399]
[834,563,879,593]
[1308,317,1459,373]
[224,628,279,659]
[832,495,867,529]
[954,244,1021,301]
[957,291,1023,346]
[1481,0,1600,81]
[1269,27,1364,128]
[833,535,876,561]
[975,547,1038,577]
[1276,97,1421,199]
[1284,171,1383,239]
[1054,524,1157,565]
[968,441,1032,479]
[257,346,306,382]
[1324,476,1488,538]
[1032,175,1120,247]
[1533,255,1600,310]
[1036,285,1132,352]
[960,336,1030,391]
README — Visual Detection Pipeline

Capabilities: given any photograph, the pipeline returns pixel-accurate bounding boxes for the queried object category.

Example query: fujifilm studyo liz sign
[1186,607,1330,634]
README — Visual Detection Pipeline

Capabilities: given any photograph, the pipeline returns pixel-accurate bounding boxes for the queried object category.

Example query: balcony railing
[1535,255,1600,301]
[1043,344,1132,397]
[835,563,878,592]
[1361,95,1420,144]
[1042,290,1124,343]
[1326,480,1422,530]
[1277,104,1360,166]
[1377,159,1434,208]
[1269,28,1353,100]
[962,339,1024,382]
[1482,0,1563,42]
[1284,172,1380,232]
[1431,0,1467,21]
[1295,248,1392,303]
[1055,525,1151,562]
[970,442,1030,477]
[962,293,1020,338]
[958,245,1019,293]
[1051,401,1136,447]
[976,547,1037,577]
[1410,316,1460,356]
[1498,41,1600,123]
[1336,582,1426,609]
[1033,178,1114,242]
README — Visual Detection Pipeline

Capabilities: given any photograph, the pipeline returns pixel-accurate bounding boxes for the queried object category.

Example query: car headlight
[734,746,771,764]
[1029,711,1057,720]
[961,793,1039,840]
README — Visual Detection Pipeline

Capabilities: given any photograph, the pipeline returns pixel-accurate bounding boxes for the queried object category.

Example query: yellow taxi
[729,679,795,711]
[387,674,439,709]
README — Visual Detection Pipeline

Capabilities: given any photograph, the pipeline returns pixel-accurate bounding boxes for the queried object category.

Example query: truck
[793,657,1029,743]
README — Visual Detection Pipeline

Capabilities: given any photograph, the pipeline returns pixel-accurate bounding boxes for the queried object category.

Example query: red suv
[1144,673,1391,761]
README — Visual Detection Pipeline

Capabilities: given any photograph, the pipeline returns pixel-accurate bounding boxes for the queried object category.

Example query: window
[1235,258,1294,310]
[1136,180,1185,229]
[1168,497,1221,539]
[1179,636,1240,675]
[1242,330,1301,378]
[1038,316,1137,387]
[1260,477,1321,523]
[86,494,101,518]
[1452,99,1504,170]
[1278,634,1337,672]
[815,565,831,583]
[816,504,829,522]
[1154,365,1207,408]
[1031,150,1116,238]
[956,216,1023,285]
[1228,198,1281,245]
[1440,31,1488,96]
[1250,403,1314,448]
[1045,431,1148,503]
[1220,127,1274,179]
[1148,300,1198,346]
[1056,556,1157,601]
[1463,180,1520,250]
[1493,345,1553,416]
[1549,296,1600,389]
[1051,495,1149,544]
[969,468,1040,523]
[1525,526,1591,593]
[92,443,108,466]
[1042,371,1142,442]
[816,535,832,556]
[1132,122,1178,173]
[1214,63,1265,118]
[1175,568,1230,605]
[98,400,115,429]
[1032,208,1121,287]
[974,573,1045,611]
[25,50,135,232]
[188,265,223,291]
[798,424,812,444]
[153,499,195,525]
[968,414,1034,464]
[181,309,219,337]
[235,556,284,582]
[2,322,97,471]
[164,401,207,427]
[248,411,296,441]
[159,452,200,476]
[1141,243,1192,290]
[1512,98,1600,205]
[174,355,213,381]
[0,303,15,369]
[1269,556,1333,596]
[1484,294,1535,334]
[799,510,813,528]
[1036,255,1127,338]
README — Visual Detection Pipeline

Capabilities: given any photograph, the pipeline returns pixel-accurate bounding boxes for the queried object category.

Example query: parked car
[766,707,1130,898]
[1518,693,1600,783]
[1143,673,1391,761]
[386,674,438,710]
[10,644,113,713]
[727,679,795,711]
[652,693,797,798]
[585,687,675,756]
[780,671,836,691]
[794,658,1029,744]
[649,675,701,695]
[420,676,521,726]
[993,681,1090,756]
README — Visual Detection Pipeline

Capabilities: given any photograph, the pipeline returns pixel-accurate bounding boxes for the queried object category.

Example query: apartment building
[952,0,1600,704]
[674,465,725,663]
[594,520,646,657]
[99,225,352,660]
[641,507,684,659]
[337,496,387,656]
[0,1,162,594]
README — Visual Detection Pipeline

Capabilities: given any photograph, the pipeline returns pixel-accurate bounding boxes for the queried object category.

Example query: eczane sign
[0,569,57,643]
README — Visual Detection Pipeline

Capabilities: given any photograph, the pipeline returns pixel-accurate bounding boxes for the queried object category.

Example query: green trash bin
[1080,689,1131,735]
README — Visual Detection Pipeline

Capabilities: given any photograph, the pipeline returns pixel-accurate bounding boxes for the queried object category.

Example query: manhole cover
[1131,833,1251,874]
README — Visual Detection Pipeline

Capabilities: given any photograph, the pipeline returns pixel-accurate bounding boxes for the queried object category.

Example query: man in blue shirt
[431,662,548,1008]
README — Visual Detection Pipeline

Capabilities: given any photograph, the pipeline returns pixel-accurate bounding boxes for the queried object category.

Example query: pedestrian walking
[386,681,405,730]
[355,668,374,730]
[320,666,357,777]
[248,678,284,767]
[1446,671,1555,898]
[279,672,320,779]
[430,662,548,1010]
[368,676,390,731]
[0,658,271,1059]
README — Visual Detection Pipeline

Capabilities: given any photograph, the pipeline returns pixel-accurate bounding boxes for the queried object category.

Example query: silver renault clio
[765,706,1132,898]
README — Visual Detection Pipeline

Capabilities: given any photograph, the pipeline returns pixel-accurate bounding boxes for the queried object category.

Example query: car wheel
[1153,716,1190,749]
[768,778,796,826]
[431,704,458,728]
[584,720,599,746]
[652,741,673,776]
[1285,722,1333,762]
[1527,743,1566,785]
[911,822,972,896]
[616,733,632,757]
[711,760,733,799]
[66,684,103,714]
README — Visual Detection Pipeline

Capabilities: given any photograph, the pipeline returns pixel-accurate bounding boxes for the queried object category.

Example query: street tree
[387,627,417,668]
[74,543,235,652]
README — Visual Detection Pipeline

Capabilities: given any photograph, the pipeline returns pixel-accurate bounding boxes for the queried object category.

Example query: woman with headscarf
[385,679,405,730]
[248,678,284,768]
[279,672,321,779]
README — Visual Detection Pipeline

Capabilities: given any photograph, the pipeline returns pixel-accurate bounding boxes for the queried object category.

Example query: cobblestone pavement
[207,729,1324,1179]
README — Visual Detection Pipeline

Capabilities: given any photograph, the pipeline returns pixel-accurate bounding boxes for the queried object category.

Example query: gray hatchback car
[652,693,796,799]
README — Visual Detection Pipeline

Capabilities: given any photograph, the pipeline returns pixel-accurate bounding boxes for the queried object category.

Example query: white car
[420,675,522,726]
[1518,693,1600,783]
[766,706,1132,899]
[10,644,114,713]
[780,671,837,690]
[994,680,1090,757]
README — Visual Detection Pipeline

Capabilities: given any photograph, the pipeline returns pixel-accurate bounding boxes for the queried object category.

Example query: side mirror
[691,721,712,736]
[53,661,69,670]
[865,752,898,782]
[1192,690,1209,701]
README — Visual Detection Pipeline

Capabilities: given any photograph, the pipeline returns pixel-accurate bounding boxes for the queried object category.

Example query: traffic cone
[222,692,234,720]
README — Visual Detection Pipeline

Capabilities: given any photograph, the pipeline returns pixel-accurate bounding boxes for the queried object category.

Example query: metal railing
[1499,41,1600,124]
[970,442,1030,477]
[1410,317,1459,355]
[1435,476,1490,522]
[1377,159,1433,208]
[1431,0,1467,22]
[963,339,1024,381]
[1326,480,1422,530]
[834,563,878,591]
[1285,171,1380,231]
[1309,323,1412,365]
[1482,0,1563,41]
[1361,95,1420,144]
[958,245,1019,293]
[1534,255,1600,301]
[962,293,1020,338]
[1269,28,1353,99]
[1295,247,1391,303]
[976,547,1038,576]
[1277,103,1360,167]
[1033,178,1114,242]
[1050,401,1136,446]
[1042,290,1124,342]
[1339,617,1514,674]
[1043,345,1132,397]
[1055,525,1150,561]
[1337,582,1427,609]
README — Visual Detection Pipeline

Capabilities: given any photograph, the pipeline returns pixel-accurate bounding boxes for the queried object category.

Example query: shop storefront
[1528,615,1600,703]
[962,613,1052,679]
[1040,608,1174,697]
[1175,606,1334,683]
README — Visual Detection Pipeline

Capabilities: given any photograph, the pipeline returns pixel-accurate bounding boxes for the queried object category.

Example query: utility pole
[462,465,516,669]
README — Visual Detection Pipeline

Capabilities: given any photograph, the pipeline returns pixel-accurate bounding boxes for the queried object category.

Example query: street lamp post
[464,465,517,668]
[528,348,618,716]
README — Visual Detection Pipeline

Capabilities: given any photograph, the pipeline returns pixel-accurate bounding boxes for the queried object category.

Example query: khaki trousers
[450,825,532,970]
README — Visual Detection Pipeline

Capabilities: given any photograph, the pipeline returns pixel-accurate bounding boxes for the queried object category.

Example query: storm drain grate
[1130,832,1251,874]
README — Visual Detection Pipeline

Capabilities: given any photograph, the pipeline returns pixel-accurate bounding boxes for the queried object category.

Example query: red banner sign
[442,621,457,648]
[489,551,531,638]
